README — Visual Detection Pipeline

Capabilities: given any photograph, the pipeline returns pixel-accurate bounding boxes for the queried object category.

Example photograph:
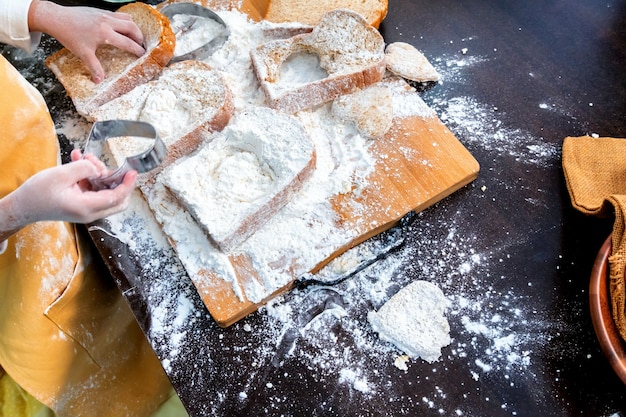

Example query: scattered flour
[42,21,587,416]
[435,96,559,166]
[46,23,552,393]
[142,10,427,304]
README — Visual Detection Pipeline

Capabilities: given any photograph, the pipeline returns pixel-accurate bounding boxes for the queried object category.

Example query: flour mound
[368,280,451,363]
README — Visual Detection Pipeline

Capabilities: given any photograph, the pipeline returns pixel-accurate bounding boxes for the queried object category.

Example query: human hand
[28,0,145,83]
[10,149,137,226]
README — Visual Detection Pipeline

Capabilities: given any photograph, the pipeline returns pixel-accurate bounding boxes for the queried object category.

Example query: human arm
[0,149,137,249]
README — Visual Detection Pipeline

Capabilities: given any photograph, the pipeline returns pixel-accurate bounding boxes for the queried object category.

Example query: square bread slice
[90,60,234,182]
[262,0,388,29]
[45,2,175,117]
[160,106,316,252]
[250,9,386,114]
[368,280,451,363]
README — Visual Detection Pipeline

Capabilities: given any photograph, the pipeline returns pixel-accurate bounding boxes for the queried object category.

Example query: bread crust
[250,9,386,114]
[161,107,317,252]
[90,60,234,187]
[216,148,317,251]
[45,3,176,117]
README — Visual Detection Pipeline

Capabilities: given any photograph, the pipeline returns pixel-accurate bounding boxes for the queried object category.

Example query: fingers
[105,29,146,59]
[111,13,145,50]
[59,159,101,184]
[75,150,109,174]
[86,13,145,83]
[70,148,82,162]
[121,170,138,188]
[82,50,106,84]
[78,170,137,219]
[16,161,138,224]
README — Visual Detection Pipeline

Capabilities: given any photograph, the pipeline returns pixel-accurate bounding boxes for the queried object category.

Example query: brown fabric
[562,135,626,340]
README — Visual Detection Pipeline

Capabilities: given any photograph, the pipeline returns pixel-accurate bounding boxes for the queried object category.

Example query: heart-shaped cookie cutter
[161,2,230,63]
[83,120,166,190]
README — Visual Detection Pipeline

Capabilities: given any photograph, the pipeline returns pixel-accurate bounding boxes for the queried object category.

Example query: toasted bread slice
[160,106,316,252]
[250,9,386,114]
[158,0,387,29]
[263,0,388,28]
[91,60,234,182]
[45,2,175,117]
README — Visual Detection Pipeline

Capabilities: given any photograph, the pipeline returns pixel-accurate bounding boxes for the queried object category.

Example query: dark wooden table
[4,0,626,415]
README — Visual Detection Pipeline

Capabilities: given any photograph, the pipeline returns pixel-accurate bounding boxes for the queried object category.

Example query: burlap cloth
[562,135,626,341]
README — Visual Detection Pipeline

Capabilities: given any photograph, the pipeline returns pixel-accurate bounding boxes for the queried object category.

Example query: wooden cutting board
[144,0,479,327]
[177,112,479,327]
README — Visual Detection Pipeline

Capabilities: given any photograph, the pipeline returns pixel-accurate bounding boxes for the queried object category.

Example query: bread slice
[159,0,387,28]
[45,2,175,117]
[385,42,440,83]
[250,9,386,114]
[91,60,234,181]
[368,280,451,363]
[160,106,316,252]
[263,0,387,28]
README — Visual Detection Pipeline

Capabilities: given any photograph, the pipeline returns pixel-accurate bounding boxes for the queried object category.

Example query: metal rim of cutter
[161,2,230,63]
[84,120,166,190]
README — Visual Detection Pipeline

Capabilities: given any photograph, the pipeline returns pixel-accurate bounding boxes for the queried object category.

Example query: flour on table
[43,26,569,416]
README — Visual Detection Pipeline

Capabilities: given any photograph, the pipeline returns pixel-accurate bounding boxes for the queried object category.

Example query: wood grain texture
[199,112,478,327]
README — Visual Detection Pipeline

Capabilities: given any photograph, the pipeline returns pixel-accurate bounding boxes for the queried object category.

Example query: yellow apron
[0,55,173,416]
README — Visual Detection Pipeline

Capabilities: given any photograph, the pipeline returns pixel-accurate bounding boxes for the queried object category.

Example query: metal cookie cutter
[161,2,230,63]
[83,120,166,190]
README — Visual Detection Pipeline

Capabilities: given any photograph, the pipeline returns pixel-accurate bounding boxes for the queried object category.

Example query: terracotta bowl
[589,235,626,384]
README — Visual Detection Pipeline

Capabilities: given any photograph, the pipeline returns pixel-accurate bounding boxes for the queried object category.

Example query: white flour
[46,17,577,417]
[170,13,226,56]
[139,87,190,138]
[161,106,315,251]
[139,10,392,304]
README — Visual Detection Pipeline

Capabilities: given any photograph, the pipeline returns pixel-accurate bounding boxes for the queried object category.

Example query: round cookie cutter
[161,2,230,63]
[83,120,166,190]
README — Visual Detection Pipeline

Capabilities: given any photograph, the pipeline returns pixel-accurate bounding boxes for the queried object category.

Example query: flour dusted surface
[43,9,590,414]
[141,10,383,304]
[161,106,315,250]
[170,13,226,57]
[139,87,190,139]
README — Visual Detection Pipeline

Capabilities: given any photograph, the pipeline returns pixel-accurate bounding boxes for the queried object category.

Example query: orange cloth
[0,55,172,416]
[562,135,626,341]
